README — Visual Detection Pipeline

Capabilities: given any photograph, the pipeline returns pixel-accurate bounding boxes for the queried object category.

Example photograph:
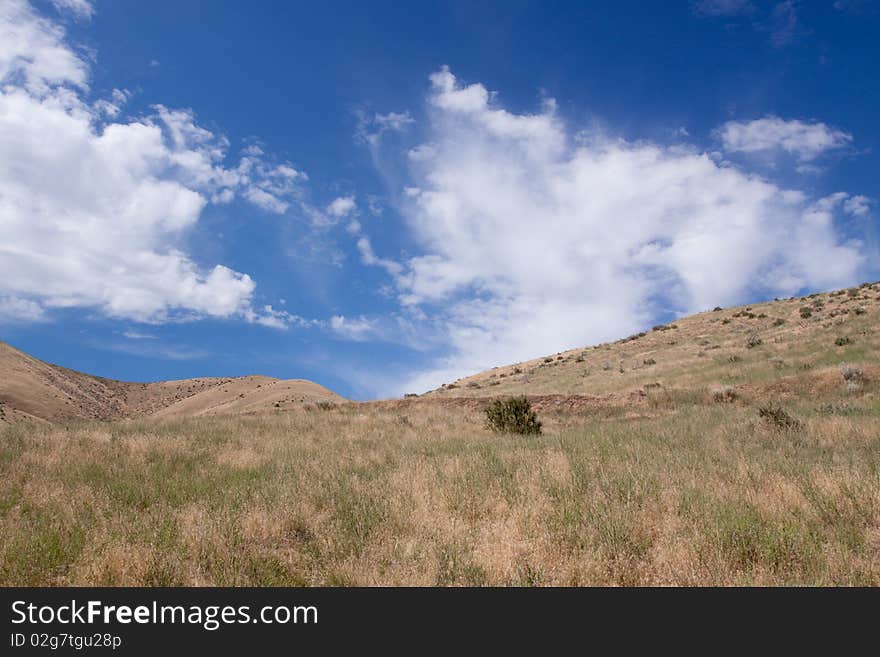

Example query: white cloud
[326,196,356,218]
[0,296,46,322]
[0,1,306,325]
[329,315,378,341]
[0,0,88,93]
[51,0,94,20]
[328,313,431,351]
[374,111,415,132]
[355,109,414,145]
[356,236,403,275]
[92,88,130,118]
[122,330,158,340]
[843,195,870,217]
[243,305,316,330]
[717,116,852,162]
[379,68,867,394]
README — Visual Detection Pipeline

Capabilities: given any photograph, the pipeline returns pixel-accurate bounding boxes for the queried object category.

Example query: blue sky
[0,0,877,398]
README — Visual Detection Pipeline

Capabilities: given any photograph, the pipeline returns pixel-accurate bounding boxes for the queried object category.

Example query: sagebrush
[484,396,542,435]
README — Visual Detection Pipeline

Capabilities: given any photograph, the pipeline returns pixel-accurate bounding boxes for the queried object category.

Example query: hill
[421,281,880,407]
[0,341,341,425]
[1,283,878,586]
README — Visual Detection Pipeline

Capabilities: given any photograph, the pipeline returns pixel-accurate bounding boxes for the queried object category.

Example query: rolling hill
[0,340,341,425]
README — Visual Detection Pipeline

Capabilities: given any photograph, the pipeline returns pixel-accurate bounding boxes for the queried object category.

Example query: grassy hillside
[1,282,878,586]
[2,373,878,585]
[425,281,880,401]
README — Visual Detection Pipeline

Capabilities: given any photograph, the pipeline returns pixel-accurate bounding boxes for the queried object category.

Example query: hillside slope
[0,341,341,424]
[423,281,880,403]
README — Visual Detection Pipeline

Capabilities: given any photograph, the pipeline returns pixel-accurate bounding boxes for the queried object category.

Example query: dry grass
[2,283,878,586]
[425,282,880,400]
[2,391,878,586]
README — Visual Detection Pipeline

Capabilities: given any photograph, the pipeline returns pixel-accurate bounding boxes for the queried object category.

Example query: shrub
[772,318,786,327]
[839,364,864,383]
[768,356,784,368]
[835,336,852,347]
[853,307,866,315]
[643,358,656,366]
[484,397,542,435]
[404,393,419,398]
[722,318,731,324]
[746,333,763,349]
[799,307,812,319]
[712,386,737,403]
[713,306,723,311]
[758,403,802,431]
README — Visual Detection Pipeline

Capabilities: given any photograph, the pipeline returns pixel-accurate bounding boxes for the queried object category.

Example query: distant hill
[421,281,880,404]
[0,341,342,425]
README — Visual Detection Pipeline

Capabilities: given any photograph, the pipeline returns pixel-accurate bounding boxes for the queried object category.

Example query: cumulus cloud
[717,116,852,162]
[0,1,305,326]
[0,0,89,93]
[375,67,867,394]
[326,196,356,218]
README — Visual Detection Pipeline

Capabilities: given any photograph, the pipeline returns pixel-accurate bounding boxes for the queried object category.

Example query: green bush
[758,403,802,431]
[485,397,542,435]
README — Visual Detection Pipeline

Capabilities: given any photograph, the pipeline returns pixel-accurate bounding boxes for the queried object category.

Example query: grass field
[2,385,878,586]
